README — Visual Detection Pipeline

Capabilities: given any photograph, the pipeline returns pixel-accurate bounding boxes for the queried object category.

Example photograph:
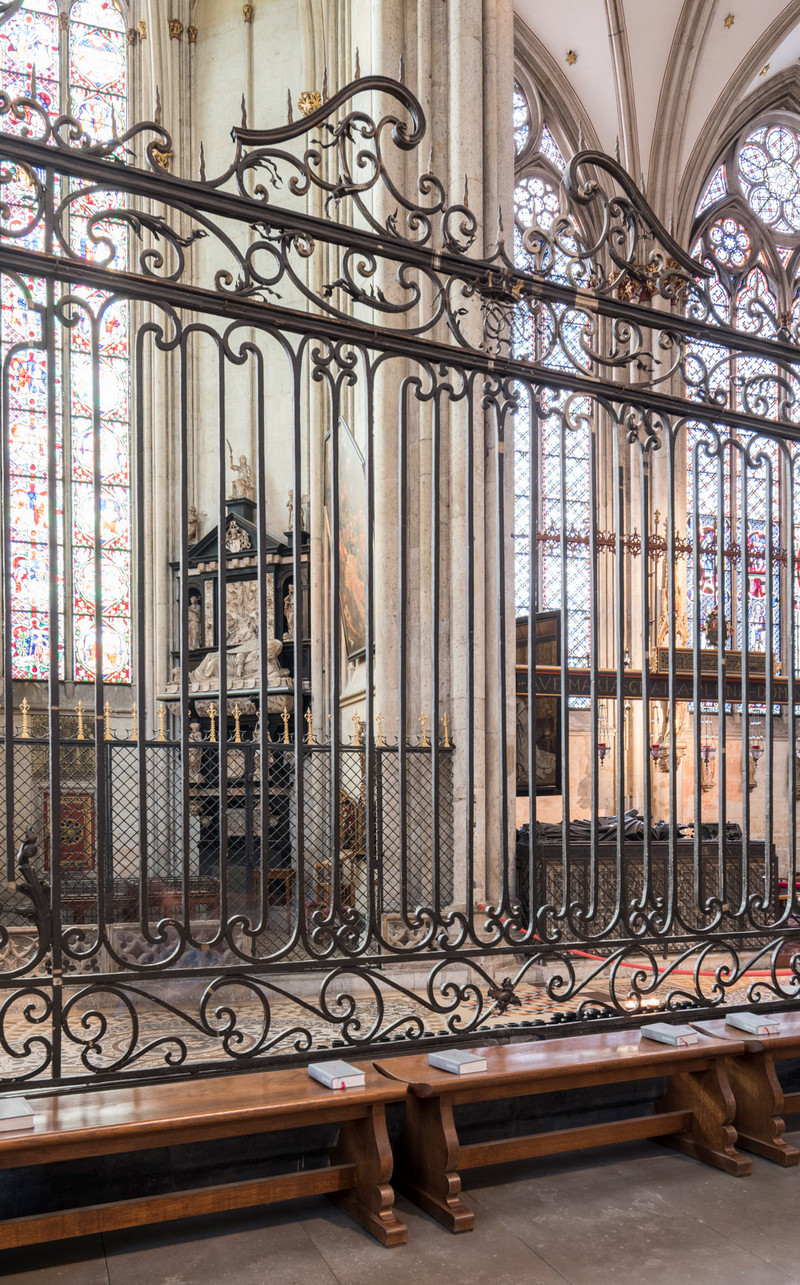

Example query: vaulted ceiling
[514,0,800,236]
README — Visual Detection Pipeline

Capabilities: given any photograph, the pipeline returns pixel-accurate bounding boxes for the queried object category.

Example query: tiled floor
[4,1130,800,1285]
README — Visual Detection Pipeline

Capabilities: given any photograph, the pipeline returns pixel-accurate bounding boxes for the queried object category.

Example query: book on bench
[725,1011,781,1036]
[428,1049,488,1075]
[307,1060,366,1090]
[640,1023,698,1047]
[0,1097,34,1132]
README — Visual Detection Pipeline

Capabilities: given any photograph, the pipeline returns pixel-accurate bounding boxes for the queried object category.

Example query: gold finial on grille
[233,703,242,743]
[130,702,138,742]
[305,707,313,745]
[282,702,291,744]
[20,698,30,739]
[442,711,451,749]
[157,703,167,742]
[76,700,85,741]
[104,701,112,741]
[376,710,384,748]
[419,711,429,748]
[209,704,217,744]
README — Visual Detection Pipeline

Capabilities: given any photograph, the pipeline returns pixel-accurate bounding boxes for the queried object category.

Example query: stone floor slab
[303,1193,568,1285]
[469,1145,798,1285]
[0,1234,109,1284]
[102,1201,341,1285]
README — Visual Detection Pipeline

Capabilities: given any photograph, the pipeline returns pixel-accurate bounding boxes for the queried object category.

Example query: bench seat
[375,1028,750,1233]
[693,1014,800,1167]
[0,1065,408,1249]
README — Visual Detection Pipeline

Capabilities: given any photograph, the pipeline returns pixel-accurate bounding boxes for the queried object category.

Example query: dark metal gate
[1,70,799,1091]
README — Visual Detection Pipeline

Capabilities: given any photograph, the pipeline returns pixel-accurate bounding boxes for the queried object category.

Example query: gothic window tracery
[687,117,800,662]
[512,76,591,668]
[1,0,130,683]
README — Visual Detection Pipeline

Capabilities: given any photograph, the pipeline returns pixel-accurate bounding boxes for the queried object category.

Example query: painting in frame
[324,417,367,661]
[516,611,562,796]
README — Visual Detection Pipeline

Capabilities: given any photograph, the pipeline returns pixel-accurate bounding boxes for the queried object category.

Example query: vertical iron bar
[430,387,441,916]
[216,343,229,935]
[764,455,774,918]
[363,356,376,946]
[328,386,341,923]
[587,423,599,925]
[134,326,151,937]
[45,263,62,1078]
[739,447,750,919]
[557,406,570,921]
[525,382,537,941]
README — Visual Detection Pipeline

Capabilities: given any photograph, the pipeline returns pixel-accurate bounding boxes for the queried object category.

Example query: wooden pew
[0,1065,408,1249]
[692,1015,800,1167]
[375,1029,750,1233]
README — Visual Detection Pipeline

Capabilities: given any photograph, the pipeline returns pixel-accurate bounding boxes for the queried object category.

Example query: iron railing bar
[5,131,800,376]
[1,245,799,447]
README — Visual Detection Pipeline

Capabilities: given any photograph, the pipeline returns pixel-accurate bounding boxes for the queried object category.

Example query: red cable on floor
[476,907,798,978]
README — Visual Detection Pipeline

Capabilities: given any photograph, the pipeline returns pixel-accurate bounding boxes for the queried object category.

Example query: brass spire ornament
[104,701,112,741]
[157,703,167,743]
[305,707,313,745]
[130,702,138,742]
[233,703,242,743]
[442,712,451,749]
[419,712,429,748]
[76,700,85,741]
[376,711,384,748]
[19,698,30,739]
[209,704,217,744]
[282,702,291,744]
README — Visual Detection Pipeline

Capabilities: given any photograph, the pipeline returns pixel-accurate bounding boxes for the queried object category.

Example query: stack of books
[640,1023,698,1047]
[307,1060,366,1090]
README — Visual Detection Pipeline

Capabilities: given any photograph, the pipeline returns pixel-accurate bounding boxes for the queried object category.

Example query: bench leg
[328,1102,407,1246]
[656,1060,752,1176]
[724,1051,800,1167]
[393,1093,474,1233]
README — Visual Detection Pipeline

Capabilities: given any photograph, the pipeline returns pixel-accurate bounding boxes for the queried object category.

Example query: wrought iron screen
[1,65,800,1091]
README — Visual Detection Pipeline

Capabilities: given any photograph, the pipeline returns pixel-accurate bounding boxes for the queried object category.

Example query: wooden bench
[375,1029,751,1233]
[0,1065,408,1250]
[692,1015,800,1167]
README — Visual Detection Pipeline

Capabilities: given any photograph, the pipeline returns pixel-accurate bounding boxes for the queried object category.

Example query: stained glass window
[689,140,790,661]
[512,85,591,666]
[513,79,530,159]
[696,164,727,216]
[1,0,130,683]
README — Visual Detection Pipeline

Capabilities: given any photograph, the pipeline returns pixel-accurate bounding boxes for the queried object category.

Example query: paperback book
[0,1098,34,1132]
[725,1011,781,1036]
[307,1060,366,1090]
[640,1023,698,1047]
[428,1049,488,1075]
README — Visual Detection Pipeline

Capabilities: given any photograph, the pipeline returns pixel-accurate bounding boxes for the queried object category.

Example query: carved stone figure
[188,721,204,782]
[188,593,202,650]
[284,584,295,636]
[228,449,255,501]
[187,505,202,545]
